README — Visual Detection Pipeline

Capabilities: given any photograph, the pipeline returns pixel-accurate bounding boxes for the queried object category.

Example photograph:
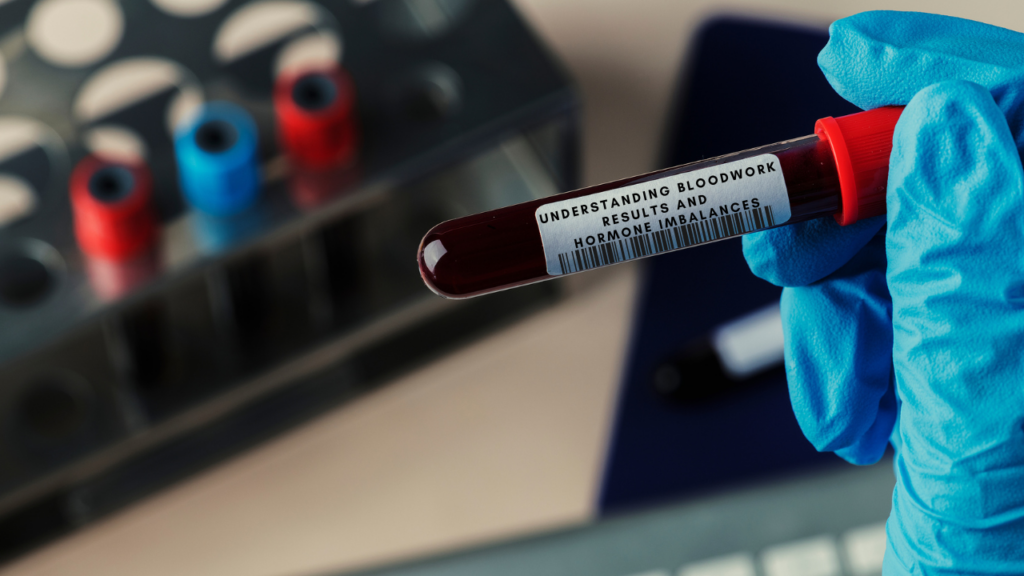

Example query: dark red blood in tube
[418,136,841,298]
[419,107,903,299]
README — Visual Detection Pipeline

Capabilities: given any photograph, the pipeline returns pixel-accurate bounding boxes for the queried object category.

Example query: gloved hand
[742,11,1024,574]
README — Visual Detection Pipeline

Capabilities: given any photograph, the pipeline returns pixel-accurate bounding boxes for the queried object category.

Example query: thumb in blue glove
[743,11,1024,574]
[886,78,1024,573]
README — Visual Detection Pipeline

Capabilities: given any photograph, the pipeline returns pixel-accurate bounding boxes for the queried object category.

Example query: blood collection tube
[70,155,157,261]
[274,66,358,170]
[175,101,260,216]
[419,106,903,299]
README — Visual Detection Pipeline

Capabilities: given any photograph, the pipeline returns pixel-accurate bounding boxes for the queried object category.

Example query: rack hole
[402,66,461,122]
[379,0,476,41]
[27,0,124,68]
[0,175,37,228]
[407,82,453,121]
[0,253,53,307]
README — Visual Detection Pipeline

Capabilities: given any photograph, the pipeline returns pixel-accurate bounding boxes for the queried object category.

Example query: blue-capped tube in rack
[174,101,260,216]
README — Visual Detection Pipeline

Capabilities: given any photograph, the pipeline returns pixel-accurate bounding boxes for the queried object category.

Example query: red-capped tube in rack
[418,106,904,299]
[274,66,358,170]
[70,155,157,261]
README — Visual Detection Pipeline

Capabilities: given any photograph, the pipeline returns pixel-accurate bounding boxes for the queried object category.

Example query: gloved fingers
[752,12,1024,289]
[778,235,895,465]
[819,11,1024,142]
[834,383,897,465]
[742,215,884,287]
[885,80,1024,569]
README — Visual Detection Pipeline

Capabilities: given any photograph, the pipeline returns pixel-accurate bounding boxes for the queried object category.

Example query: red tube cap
[815,106,904,226]
[70,155,157,261]
[274,66,358,170]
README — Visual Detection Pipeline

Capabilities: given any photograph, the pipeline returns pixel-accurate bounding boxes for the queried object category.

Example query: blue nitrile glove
[742,11,1024,574]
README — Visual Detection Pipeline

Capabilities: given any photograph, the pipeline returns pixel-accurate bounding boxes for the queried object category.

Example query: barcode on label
[556,206,775,274]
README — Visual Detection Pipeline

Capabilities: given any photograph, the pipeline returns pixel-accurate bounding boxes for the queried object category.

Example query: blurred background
[0,1,1017,576]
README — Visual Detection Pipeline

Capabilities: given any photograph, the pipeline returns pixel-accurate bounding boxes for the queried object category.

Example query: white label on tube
[536,154,791,276]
